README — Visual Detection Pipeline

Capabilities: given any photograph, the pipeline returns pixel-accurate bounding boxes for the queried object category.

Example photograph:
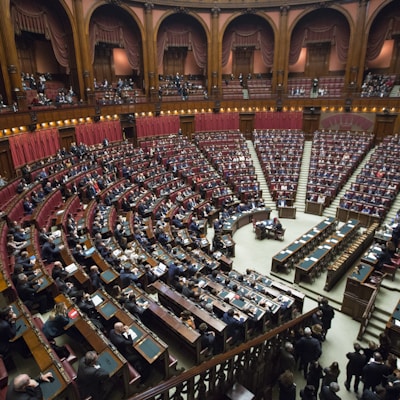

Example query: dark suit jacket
[76,357,110,400]
[346,350,366,376]
[319,386,341,400]
[0,319,16,356]
[6,378,43,400]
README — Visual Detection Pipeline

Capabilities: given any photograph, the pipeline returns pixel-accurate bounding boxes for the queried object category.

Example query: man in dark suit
[0,306,17,358]
[318,297,335,337]
[362,352,391,392]
[6,372,53,400]
[76,351,114,400]
[222,308,245,345]
[109,322,149,383]
[295,327,322,378]
[16,273,50,314]
[345,342,366,392]
[41,237,64,263]
[320,382,342,400]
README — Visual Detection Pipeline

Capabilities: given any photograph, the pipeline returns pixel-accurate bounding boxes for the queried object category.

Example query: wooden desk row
[325,222,378,291]
[295,219,361,284]
[336,207,381,228]
[150,280,226,363]
[341,264,383,321]
[385,300,400,357]
[222,208,272,236]
[272,216,337,273]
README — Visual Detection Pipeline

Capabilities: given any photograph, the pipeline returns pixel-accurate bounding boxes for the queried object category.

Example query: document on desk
[310,257,318,262]
[92,294,103,306]
[84,247,96,256]
[65,263,78,274]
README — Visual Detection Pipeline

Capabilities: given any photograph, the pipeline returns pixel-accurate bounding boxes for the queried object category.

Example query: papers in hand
[52,230,62,238]
[123,328,137,340]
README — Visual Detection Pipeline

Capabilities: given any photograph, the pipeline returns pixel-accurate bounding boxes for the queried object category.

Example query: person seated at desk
[114,223,127,249]
[41,237,64,264]
[181,280,197,299]
[89,265,103,290]
[38,227,51,245]
[6,372,54,400]
[23,196,35,215]
[376,240,396,271]
[109,322,150,383]
[16,251,35,273]
[119,265,141,289]
[236,203,250,213]
[213,218,223,233]
[7,234,28,257]
[13,226,29,243]
[198,322,217,355]
[212,233,227,254]
[42,302,71,342]
[171,215,184,229]
[112,286,146,320]
[167,261,184,287]
[277,197,287,208]
[188,217,201,236]
[272,217,283,232]
[0,306,17,358]
[16,178,29,194]
[222,308,245,345]
[71,244,90,266]
[76,292,103,331]
[76,351,115,400]
[16,273,51,314]
[180,310,196,329]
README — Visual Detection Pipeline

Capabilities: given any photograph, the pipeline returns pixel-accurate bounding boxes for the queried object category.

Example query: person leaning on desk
[76,350,115,400]
[6,371,53,400]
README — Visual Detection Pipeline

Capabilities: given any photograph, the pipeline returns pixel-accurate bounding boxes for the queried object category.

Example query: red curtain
[254,112,303,130]
[195,113,239,132]
[136,115,180,138]
[8,128,60,168]
[75,121,123,145]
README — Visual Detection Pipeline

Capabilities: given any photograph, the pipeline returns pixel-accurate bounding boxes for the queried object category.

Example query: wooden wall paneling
[0,139,14,180]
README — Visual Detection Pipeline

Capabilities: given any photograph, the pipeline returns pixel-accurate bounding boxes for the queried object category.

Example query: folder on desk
[52,230,62,238]
[84,247,95,256]
[92,294,103,306]
[65,263,78,274]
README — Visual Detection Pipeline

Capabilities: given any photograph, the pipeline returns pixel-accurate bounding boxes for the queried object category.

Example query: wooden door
[233,48,254,78]
[179,115,195,139]
[305,43,330,77]
[239,113,255,139]
[163,47,187,76]
[59,127,75,151]
[16,35,36,75]
[93,45,114,83]
[0,141,15,180]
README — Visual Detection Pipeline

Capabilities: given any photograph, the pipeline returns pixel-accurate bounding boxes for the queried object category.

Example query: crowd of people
[1,133,400,400]
[360,73,396,98]
[277,298,399,400]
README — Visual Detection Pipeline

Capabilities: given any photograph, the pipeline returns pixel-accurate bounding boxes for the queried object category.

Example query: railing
[357,275,383,340]
[129,308,318,400]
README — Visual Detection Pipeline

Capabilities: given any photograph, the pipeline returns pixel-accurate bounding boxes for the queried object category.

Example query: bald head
[13,374,30,391]
[114,322,124,333]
